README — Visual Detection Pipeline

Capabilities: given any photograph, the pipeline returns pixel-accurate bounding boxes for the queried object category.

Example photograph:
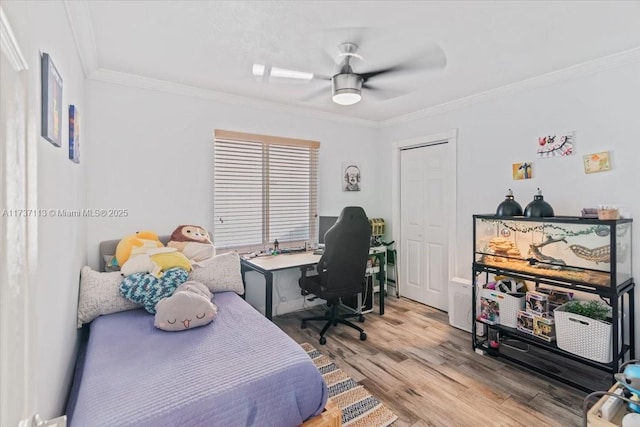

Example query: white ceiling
[67,1,640,124]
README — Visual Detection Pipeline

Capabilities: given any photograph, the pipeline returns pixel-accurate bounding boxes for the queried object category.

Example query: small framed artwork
[537,132,574,158]
[512,162,533,180]
[342,162,361,192]
[583,151,611,174]
[41,52,63,147]
[69,105,80,163]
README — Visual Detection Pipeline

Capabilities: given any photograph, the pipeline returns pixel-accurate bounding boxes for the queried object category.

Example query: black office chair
[299,206,372,345]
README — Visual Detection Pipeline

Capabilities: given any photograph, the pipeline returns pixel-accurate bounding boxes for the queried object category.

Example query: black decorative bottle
[496,189,523,216]
[524,188,554,217]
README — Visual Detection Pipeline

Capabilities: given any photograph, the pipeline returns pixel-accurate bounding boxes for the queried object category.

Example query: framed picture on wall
[583,151,611,174]
[342,162,361,192]
[69,105,80,163]
[41,52,63,147]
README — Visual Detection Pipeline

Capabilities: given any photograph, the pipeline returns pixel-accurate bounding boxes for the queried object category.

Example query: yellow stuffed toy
[115,231,164,266]
[116,231,192,278]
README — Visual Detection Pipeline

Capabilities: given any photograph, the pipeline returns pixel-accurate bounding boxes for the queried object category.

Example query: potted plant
[554,299,615,363]
[561,300,611,322]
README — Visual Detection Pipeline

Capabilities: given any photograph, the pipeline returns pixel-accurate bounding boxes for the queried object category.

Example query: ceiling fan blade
[362,82,407,101]
[360,42,447,83]
[298,84,330,102]
[253,62,330,85]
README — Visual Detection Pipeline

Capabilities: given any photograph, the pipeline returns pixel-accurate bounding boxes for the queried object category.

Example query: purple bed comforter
[67,292,327,427]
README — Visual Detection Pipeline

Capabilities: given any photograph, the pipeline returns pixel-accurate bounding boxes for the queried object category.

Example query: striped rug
[301,342,398,427]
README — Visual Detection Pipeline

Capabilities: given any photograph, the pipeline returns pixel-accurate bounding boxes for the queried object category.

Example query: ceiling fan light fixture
[332,73,363,105]
[332,91,361,106]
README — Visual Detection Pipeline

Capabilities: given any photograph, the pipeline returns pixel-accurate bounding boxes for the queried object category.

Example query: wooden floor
[273,295,588,427]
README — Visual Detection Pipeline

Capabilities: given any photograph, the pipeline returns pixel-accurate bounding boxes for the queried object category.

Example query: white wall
[380,60,640,343]
[84,80,383,315]
[2,0,87,422]
[6,1,638,419]
[381,60,640,280]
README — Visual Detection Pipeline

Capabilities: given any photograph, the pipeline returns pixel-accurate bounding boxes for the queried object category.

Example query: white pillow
[188,252,244,295]
[77,266,141,327]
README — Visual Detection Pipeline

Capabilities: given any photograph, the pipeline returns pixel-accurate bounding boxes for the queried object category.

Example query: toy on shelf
[615,363,640,414]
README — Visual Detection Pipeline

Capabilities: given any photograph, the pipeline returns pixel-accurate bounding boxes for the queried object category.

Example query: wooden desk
[240,250,386,320]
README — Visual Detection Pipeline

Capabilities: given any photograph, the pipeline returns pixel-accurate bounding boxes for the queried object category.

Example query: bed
[66,237,337,427]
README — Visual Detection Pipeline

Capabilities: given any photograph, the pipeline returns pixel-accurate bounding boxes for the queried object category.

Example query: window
[213,130,319,251]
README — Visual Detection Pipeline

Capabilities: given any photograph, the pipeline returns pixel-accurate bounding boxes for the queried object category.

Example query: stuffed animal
[154,281,218,331]
[120,247,192,277]
[115,231,163,267]
[117,231,192,278]
[167,225,216,263]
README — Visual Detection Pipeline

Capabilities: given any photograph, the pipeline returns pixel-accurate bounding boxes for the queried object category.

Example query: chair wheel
[358,315,365,323]
[301,322,307,329]
[359,332,367,341]
[319,336,327,345]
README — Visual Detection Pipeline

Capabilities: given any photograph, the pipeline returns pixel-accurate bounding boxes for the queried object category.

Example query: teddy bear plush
[167,225,216,264]
[154,281,218,331]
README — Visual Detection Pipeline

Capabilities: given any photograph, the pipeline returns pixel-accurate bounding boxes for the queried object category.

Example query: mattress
[67,291,327,427]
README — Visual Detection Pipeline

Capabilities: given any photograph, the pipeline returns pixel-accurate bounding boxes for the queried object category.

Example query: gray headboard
[98,233,214,271]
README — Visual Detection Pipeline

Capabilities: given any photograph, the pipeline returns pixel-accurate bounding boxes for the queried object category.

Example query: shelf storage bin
[479,288,525,328]
[554,303,614,363]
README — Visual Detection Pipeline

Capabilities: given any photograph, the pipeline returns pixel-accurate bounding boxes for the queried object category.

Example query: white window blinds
[213,130,319,250]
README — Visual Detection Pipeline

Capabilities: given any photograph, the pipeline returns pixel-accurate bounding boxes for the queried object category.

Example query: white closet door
[400,143,450,310]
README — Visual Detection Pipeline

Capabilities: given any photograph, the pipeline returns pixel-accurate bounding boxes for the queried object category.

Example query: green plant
[562,300,611,322]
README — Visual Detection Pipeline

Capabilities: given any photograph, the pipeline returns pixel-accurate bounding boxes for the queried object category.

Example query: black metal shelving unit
[471,215,635,393]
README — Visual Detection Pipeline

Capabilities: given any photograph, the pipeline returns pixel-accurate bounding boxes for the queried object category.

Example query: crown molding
[88,67,380,128]
[63,0,99,77]
[0,7,28,71]
[381,47,640,127]
[65,2,639,129]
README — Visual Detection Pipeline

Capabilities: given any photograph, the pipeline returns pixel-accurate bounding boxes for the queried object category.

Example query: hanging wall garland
[479,219,629,239]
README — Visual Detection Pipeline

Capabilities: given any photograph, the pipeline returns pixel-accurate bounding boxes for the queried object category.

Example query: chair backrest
[318,206,372,300]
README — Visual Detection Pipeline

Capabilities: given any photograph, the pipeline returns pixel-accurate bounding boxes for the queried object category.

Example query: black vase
[496,189,523,216]
[524,188,554,217]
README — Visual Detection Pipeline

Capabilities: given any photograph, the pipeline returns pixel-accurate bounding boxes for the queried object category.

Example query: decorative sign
[583,151,611,174]
[41,52,63,147]
[512,162,533,180]
[537,132,574,158]
[69,105,80,163]
[342,162,361,192]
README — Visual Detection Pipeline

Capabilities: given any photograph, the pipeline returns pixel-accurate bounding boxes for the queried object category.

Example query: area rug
[301,342,398,427]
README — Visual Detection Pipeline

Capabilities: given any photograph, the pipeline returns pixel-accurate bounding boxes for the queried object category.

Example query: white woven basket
[554,303,614,363]
[480,288,525,328]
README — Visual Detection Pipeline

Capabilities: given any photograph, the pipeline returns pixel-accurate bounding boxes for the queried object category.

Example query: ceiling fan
[253,41,447,106]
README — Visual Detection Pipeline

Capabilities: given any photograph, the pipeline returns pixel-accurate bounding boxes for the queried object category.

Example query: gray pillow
[188,252,244,295]
[154,281,218,331]
[77,266,140,327]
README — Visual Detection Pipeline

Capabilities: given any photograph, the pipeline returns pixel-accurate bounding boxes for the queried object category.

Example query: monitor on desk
[318,216,338,246]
